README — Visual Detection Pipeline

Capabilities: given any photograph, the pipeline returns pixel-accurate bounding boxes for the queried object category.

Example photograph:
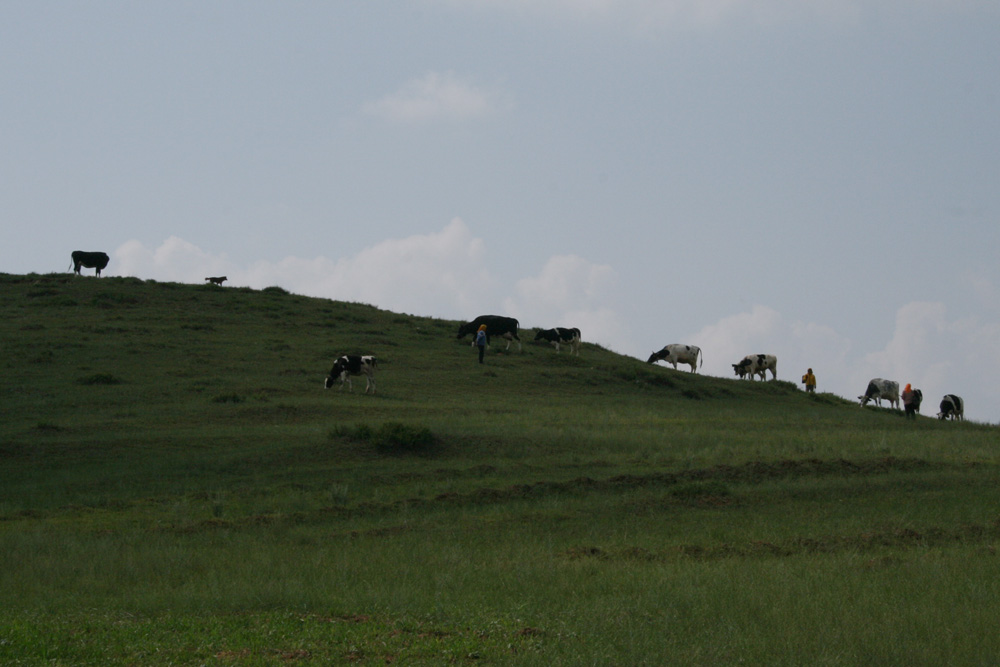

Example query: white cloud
[858,302,1000,404]
[113,219,493,318]
[685,305,787,376]
[114,237,232,283]
[363,71,510,123]
[504,255,632,352]
[686,301,1000,422]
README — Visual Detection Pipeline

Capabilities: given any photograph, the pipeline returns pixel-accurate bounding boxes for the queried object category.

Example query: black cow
[534,327,581,355]
[457,315,521,352]
[205,276,227,285]
[937,394,964,421]
[69,251,110,276]
[325,355,377,394]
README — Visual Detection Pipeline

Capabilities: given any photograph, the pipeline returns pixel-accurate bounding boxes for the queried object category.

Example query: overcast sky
[4,1,999,422]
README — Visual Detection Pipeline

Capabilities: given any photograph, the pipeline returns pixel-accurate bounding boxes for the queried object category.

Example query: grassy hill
[2,272,999,665]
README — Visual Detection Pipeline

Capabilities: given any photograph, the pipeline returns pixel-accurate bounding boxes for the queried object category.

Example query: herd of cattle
[323,313,966,421]
[67,253,966,421]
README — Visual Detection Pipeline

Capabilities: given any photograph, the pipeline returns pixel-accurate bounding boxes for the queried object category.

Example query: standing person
[801,368,816,393]
[475,324,488,364]
[902,384,920,419]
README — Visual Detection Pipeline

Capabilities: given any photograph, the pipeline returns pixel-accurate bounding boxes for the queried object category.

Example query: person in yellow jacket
[801,368,816,393]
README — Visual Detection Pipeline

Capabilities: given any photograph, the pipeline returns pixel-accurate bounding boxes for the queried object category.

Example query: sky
[3,1,999,422]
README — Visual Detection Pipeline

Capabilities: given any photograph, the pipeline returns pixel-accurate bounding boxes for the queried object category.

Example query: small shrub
[330,423,374,441]
[330,422,436,455]
[77,373,122,386]
[671,481,731,501]
[211,393,245,404]
[376,422,435,453]
[34,422,65,432]
[262,286,289,295]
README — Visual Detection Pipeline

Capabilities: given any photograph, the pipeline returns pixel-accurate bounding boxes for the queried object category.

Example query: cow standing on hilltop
[457,315,521,352]
[534,327,582,355]
[937,394,964,421]
[647,344,702,372]
[732,354,777,381]
[69,251,110,277]
[859,378,899,409]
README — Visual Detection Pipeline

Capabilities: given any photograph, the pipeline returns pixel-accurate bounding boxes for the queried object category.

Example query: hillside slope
[3,272,1000,665]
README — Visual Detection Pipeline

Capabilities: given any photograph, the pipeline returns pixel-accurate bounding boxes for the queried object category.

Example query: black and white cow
[457,315,521,352]
[325,355,377,394]
[647,344,702,372]
[858,378,899,409]
[69,251,110,276]
[732,354,777,381]
[534,327,581,355]
[937,394,964,421]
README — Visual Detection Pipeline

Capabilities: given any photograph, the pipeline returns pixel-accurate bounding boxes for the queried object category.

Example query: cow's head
[732,359,750,378]
[324,357,348,388]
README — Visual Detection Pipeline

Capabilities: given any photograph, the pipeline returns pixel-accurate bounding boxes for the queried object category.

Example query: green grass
[2,272,999,665]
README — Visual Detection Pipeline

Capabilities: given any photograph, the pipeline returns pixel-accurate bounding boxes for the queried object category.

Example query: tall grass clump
[331,421,437,454]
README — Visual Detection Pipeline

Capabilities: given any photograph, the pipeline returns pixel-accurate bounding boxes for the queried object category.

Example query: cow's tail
[698,347,703,369]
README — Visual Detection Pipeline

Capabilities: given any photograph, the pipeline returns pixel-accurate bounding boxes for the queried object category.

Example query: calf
[858,378,900,409]
[457,315,521,352]
[325,355,377,394]
[647,344,702,372]
[937,394,964,421]
[534,327,582,355]
[69,251,110,277]
[732,354,777,381]
[205,276,227,285]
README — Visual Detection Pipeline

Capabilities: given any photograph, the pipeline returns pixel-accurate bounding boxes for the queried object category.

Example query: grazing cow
[534,327,582,355]
[937,394,964,421]
[457,315,521,352]
[732,354,777,381]
[325,355,377,394]
[858,378,900,409]
[647,344,702,372]
[69,251,110,276]
[205,276,227,285]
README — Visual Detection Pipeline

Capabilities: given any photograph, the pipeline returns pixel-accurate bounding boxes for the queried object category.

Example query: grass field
[2,272,999,665]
